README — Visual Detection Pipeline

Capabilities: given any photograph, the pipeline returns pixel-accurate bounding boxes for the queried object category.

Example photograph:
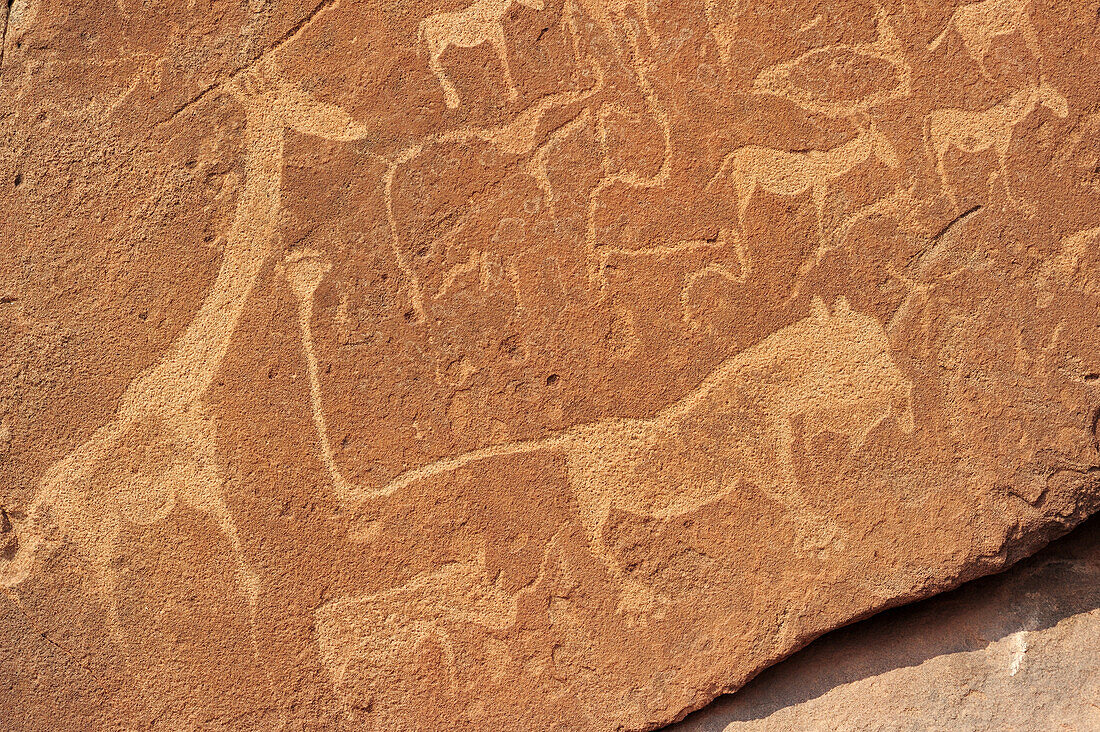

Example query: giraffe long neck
[120,101,285,418]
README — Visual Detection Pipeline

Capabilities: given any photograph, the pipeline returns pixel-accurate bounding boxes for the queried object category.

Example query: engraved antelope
[928,0,1041,79]
[709,122,900,242]
[315,539,562,723]
[924,80,1068,210]
[418,0,545,109]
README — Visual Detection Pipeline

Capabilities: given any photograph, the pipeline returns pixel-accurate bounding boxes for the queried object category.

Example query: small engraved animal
[315,538,562,724]
[709,122,900,242]
[418,0,545,109]
[924,80,1068,209]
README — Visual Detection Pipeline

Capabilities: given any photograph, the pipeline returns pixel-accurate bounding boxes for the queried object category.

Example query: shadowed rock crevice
[669,513,1100,730]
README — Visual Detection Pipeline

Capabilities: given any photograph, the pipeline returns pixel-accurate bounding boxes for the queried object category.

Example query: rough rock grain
[671,514,1100,732]
[1,0,1100,730]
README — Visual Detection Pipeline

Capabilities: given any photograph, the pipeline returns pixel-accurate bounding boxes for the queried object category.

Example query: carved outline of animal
[384,61,605,321]
[928,0,1041,79]
[0,49,375,670]
[314,533,564,721]
[708,122,900,243]
[569,0,658,57]
[418,0,546,109]
[923,79,1068,210]
[784,183,924,309]
[296,296,914,617]
[753,8,913,118]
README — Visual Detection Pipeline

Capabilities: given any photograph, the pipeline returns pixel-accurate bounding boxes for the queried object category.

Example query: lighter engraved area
[708,122,900,244]
[924,80,1068,211]
[927,0,1041,80]
[293,289,914,617]
[315,537,562,723]
[752,9,912,117]
[418,0,547,109]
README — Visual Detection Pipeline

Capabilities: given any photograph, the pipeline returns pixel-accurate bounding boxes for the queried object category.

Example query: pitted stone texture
[1,1,1099,730]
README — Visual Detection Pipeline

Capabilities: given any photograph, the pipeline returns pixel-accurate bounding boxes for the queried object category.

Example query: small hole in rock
[13,173,23,187]
[1085,373,1099,381]
[545,374,560,386]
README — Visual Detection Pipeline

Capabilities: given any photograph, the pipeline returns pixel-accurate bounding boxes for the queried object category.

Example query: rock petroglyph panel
[2,0,1100,729]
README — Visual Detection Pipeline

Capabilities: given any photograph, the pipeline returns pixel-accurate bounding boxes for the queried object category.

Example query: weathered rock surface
[1,0,1099,729]
[671,514,1100,732]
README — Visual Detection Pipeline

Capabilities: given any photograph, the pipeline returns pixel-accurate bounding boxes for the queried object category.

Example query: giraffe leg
[430,44,461,108]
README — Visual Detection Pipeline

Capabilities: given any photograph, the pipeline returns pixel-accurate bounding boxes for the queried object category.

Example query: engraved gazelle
[418,0,546,108]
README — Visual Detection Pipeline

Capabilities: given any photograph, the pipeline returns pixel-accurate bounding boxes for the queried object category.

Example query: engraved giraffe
[418,0,546,109]
[0,55,374,647]
[928,0,1041,79]
[924,79,1068,210]
[709,122,900,243]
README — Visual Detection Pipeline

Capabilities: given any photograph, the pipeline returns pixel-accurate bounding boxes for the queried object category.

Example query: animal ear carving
[833,296,852,315]
[811,296,830,320]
